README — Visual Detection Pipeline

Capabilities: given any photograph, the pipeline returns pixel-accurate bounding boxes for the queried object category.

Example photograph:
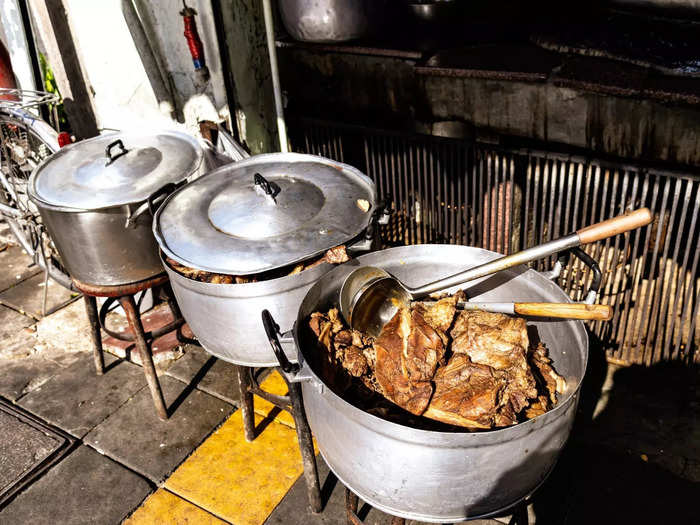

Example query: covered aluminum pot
[153,152,379,366]
[267,245,588,522]
[28,131,203,286]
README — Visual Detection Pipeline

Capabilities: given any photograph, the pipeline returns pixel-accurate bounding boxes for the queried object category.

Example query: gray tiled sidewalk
[85,375,234,482]
[0,445,153,524]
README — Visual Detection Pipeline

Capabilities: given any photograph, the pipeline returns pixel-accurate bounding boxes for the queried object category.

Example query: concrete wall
[38,0,229,134]
[215,0,279,154]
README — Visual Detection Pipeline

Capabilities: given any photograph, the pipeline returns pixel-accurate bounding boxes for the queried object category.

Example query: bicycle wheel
[0,90,74,289]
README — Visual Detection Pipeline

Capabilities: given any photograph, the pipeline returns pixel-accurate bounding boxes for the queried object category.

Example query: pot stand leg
[346,489,361,525]
[238,365,322,513]
[286,378,322,513]
[345,488,405,525]
[118,294,168,421]
[83,294,105,375]
[234,365,256,442]
[507,500,530,525]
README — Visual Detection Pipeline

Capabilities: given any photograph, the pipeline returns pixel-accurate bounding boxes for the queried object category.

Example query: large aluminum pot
[278,0,373,42]
[28,131,203,286]
[272,245,588,522]
[154,152,380,366]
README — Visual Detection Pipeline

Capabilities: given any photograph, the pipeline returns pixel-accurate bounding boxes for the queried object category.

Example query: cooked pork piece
[529,342,567,404]
[427,354,505,429]
[308,294,566,431]
[450,310,539,421]
[524,395,550,419]
[321,245,351,265]
[413,291,464,334]
[374,308,435,415]
[451,310,529,369]
[310,308,375,385]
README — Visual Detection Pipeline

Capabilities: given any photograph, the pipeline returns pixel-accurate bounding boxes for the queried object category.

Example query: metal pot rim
[161,249,335,296]
[28,191,136,213]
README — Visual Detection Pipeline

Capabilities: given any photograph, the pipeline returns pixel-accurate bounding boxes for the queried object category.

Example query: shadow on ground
[528,333,699,524]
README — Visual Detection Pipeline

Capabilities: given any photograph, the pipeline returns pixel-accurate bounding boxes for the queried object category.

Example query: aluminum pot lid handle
[253,172,280,205]
[105,139,129,165]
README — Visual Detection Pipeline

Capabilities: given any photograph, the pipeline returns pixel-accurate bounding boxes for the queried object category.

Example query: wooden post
[27,0,99,138]
[213,0,278,154]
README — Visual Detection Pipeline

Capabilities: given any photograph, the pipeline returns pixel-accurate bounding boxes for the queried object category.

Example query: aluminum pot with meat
[264,244,595,522]
[153,153,381,366]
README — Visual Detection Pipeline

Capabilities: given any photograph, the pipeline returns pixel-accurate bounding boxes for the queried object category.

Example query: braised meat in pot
[309,291,566,430]
[166,245,350,284]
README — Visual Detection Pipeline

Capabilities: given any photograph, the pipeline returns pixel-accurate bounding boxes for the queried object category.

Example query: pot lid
[154,153,377,275]
[30,130,202,209]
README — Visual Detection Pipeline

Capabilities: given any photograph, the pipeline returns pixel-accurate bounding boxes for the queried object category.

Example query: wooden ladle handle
[576,208,652,244]
[513,302,612,321]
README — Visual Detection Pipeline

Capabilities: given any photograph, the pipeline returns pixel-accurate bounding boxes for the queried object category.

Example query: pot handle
[124,182,179,228]
[347,197,392,254]
[105,139,129,165]
[262,309,299,374]
[548,247,602,304]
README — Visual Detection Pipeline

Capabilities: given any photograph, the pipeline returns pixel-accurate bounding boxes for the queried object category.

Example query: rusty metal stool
[234,364,322,513]
[74,273,195,421]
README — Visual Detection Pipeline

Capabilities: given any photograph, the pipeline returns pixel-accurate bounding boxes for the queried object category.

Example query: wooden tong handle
[513,302,612,321]
[577,208,652,244]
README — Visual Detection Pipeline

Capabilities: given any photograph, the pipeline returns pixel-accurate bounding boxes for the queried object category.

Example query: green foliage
[39,52,68,131]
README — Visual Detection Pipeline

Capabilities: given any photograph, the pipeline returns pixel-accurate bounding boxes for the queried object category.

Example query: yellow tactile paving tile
[165,410,303,525]
[253,370,295,428]
[124,489,227,524]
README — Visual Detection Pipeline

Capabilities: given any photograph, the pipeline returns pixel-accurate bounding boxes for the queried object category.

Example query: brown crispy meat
[310,308,374,389]
[374,308,439,415]
[428,354,505,429]
[529,342,567,404]
[309,296,566,430]
[166,245,350,284]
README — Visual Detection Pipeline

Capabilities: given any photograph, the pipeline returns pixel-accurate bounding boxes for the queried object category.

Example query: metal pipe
[121,0,176,119]
[261,0,289,153]
[0,201,23,218]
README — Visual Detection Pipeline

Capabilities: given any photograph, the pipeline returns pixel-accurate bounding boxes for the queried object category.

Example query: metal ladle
[340,208,652,337]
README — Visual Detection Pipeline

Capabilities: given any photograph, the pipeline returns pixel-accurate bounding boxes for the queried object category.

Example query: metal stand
[346,489,405,525]
[345,486,530,525]
[74,274,195,421]
[234,364,322,513]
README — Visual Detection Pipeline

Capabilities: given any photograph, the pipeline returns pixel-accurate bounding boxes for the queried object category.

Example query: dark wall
[278,46,700,168]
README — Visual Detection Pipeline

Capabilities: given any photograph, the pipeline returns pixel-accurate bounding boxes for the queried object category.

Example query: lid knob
[105,139,129,166]
[253,172,280,205]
